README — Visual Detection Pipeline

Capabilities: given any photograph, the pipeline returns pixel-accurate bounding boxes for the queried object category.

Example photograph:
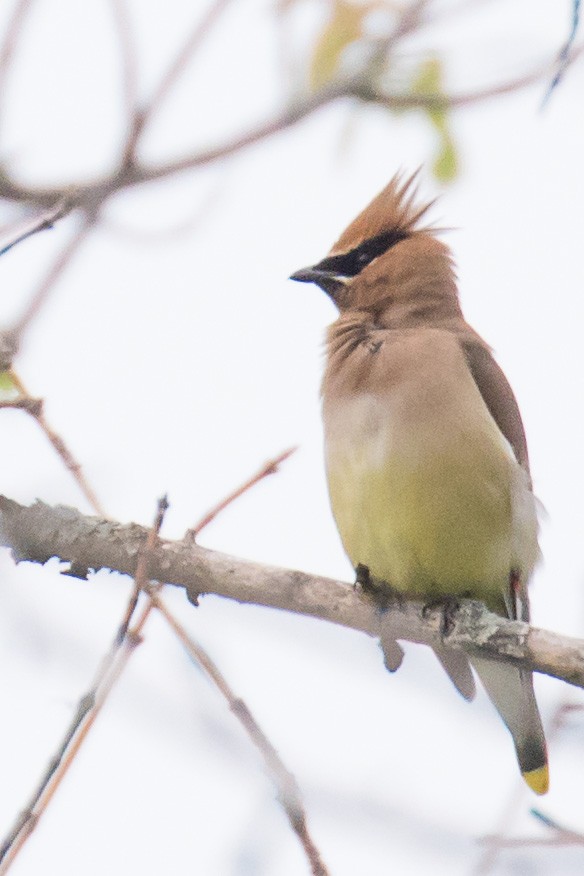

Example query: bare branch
[0,489,330,872]
[109,0,140,158]
[0,51,577,214]
[480,806,584,849]
[542,0,581,104]
[120,493,169,637]
[98,175,225,243]
[0,0,35,100]
[9,212,95,343]
[135,494,169,581]
[0,594,151,873]
[1,374,105,516]
[120,0,234,162]
[376,48,584,109]
[0,198,72,258]
[530,808,584,843]
[147,585,329,875]
[478,835,584,848]
[144,498,328,872]
[142,0,233,125]
[387,0,430,43]
[0,395,42,415]
[0,496,583,690]
[187,446,297,539]
[0,498,169,870]
[473,700,584,873]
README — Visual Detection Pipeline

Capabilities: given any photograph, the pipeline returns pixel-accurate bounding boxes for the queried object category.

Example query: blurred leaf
[0,370,18,398]
[433,137,457,182]
[411,58,458,182]
[309,1,371,91]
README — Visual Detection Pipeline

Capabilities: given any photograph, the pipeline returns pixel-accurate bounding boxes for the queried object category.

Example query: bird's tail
[470,655,548,794]
[433,646,476,701]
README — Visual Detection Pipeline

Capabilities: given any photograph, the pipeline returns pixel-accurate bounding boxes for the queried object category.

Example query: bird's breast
[322,330,539,603]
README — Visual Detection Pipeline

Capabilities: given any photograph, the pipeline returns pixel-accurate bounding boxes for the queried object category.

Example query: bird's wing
[460,334,535,621]
[459,335,547,792]
[460,335,530,476]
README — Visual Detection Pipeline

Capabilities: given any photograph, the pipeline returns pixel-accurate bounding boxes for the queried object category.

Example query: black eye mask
[313,229,409,278]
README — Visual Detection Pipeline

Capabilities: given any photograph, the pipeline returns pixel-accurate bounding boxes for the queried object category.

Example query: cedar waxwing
[290,172,548,794]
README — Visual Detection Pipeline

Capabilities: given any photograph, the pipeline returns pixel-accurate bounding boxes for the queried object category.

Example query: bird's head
[290,172,461,327]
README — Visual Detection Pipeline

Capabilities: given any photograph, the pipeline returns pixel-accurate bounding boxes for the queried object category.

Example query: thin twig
[0,486,327,872]
[372,47,584,110]
[480,803,584,849]
[9,212,95,343]
[128,0,234,153]
[0,198,72,258]
[0,0,35,99]
[473,700,584,874]
[387,0,430,43]
[0,396,42,414]
[146,584,330,876]
[0,498,168,872]
[4,371,105,516]
[530,808,584,840]
[134,494,169,588]
[98,50,584,182]
[188,446,297,539]
[0,596,152,873]
[109,0,140,164]
[542,0,581,105]
[0,208,104,512]
[472,779,533,875]
[0,51,575,212]
[99,178,224,244]
[478,835,584,848]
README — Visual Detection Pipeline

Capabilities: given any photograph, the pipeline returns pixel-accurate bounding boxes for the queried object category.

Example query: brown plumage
[317,174,528,461]
[331,173,433,251]
[291,171,548,793]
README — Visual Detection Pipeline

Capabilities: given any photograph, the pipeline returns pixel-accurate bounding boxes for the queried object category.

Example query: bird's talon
[355,563,372,591]
[422,596,461,637]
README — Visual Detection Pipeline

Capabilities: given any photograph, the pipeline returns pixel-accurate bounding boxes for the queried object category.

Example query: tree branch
[146,582,330,876]
[187,446,297,539]
[1,49,580,214]
[0,197,71,258]
[0,375,105,515]
[0,495,581,688]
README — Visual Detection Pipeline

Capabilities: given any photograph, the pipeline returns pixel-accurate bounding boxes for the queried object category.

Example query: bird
[290,171,548,794]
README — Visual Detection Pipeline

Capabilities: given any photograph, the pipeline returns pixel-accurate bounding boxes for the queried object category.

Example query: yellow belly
[325,396,536,610]
[329,454,508,604]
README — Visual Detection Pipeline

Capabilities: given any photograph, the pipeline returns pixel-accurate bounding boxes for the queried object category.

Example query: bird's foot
[422,594,468,637]
[354,564,405,612]
[355,563,372,591]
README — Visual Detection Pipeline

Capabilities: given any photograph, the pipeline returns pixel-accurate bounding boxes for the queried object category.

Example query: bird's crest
[330,170,435,256]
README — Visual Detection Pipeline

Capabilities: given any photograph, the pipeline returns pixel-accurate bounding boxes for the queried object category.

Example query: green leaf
[309,1,370,91]
[433,135,457,182]
[411,58,458,182]
[0,370,18,398]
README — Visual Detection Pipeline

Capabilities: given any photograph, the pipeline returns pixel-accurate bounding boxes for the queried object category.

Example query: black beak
[289,266,327,284]
[289,265,346,301]
[289,266,344,285]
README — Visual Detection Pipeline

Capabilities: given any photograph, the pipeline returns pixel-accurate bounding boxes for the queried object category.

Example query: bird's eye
[312,228,408,279]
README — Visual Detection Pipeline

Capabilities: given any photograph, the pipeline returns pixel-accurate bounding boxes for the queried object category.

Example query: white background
[0,1,583,873]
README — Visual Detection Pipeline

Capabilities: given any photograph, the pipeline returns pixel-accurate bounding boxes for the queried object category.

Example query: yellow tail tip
[522,765,549,795]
